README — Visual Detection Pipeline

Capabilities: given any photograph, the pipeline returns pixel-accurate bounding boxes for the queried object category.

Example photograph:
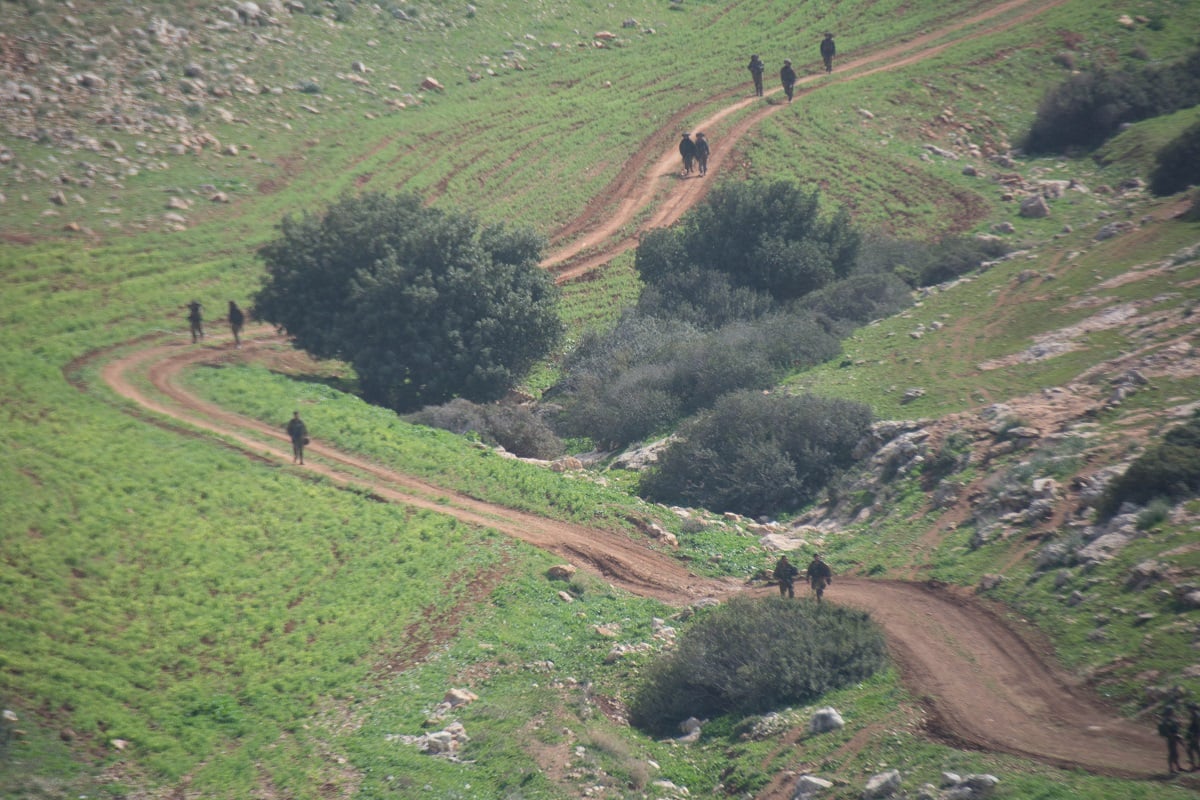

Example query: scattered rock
[1019,195,1050,218]
[792,774,834,799]
[808,707,844,734]
[862,769,902,799]
[546,564,576,581]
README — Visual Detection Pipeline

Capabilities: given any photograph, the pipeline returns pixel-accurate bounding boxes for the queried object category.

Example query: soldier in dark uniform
[747,54,765,96]
[186,300,204,343]
[773,555,800,598]
[1159,705,1185,774]
[780,59,797,102]
[820,33,836,74]
[807,553,833,602]
[1187,702,1200,771]
[228,301,246,348]
[679,132,696,176]
[694,132,710,176]
[286,411,308,465]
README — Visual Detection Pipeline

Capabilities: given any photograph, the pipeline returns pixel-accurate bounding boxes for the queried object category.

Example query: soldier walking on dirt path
[287,410,308,465]
[1159,705,1186,774]
[747,54,765,96]
[228,301,245,348]
[773,555,799,598]
[807,553,833,602]
[820,33,836,74]
[780,59,797,102]
[186,300,204,343]
[679,132,696,176]
[694,132,710,176]
[1186,703,1200,771]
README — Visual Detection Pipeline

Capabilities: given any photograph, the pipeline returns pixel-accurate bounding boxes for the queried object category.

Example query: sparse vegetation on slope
[4,0,1200,798]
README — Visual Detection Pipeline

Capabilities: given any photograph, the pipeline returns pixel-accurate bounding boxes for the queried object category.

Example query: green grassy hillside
[3,0,1200,797]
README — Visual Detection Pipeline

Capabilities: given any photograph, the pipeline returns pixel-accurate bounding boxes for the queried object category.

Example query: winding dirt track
[91,0,1178,787]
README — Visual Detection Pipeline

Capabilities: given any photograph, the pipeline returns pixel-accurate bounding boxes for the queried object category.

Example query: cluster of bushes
[1024,48,1200,154]
[628,596,887,737]
[380,179,1008,517]
[635,182,860,304]
[405,398,564,460]
[550,312,841,448]
[1096,411,1200,520]
[640,391,872,517]
[540,182,1012,515]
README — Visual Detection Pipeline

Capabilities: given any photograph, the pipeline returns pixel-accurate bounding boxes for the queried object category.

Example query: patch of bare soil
[85,0,1188,790]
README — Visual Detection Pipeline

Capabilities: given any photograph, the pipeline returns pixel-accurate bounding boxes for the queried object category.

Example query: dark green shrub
[919,236,1010,286]
[1024,49,1200,153]
[1096,411,1200,520]
[636,181,860,304]
[798,271,913,327]
[639,391,872,517]
[635,266,776,329]
[1150,122,1200,196]
[629,596,887,737]
[555,367,682,449]
[551,311,840,448]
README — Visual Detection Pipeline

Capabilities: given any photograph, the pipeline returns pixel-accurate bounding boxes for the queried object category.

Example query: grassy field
[4,0,1200,797]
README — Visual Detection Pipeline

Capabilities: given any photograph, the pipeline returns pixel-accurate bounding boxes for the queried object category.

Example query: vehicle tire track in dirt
[544,0,1069,283]
[91,0,1173,783]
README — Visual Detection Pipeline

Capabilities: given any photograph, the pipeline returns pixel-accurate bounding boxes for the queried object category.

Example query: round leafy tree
[254,192,563,411]
[629,595,887,737]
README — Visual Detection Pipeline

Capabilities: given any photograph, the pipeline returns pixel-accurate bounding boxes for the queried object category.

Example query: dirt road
[89,0,1177,786]
[97,334,1166,782]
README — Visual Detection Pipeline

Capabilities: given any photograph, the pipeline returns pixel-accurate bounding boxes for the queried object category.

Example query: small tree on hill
[254,192,563,411]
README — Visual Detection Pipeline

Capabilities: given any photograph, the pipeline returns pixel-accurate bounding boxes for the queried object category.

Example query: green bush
[629,596,887,737]
[1096,411,1200,519]
[555,366,682,448]
[635,181,860,304]
[1150,121,1200,196]
[634,265,776,329]
[639,391,872,517]
[797,271,913,327]
[919,236,1011,286]
[552,311,840,448]
[1024,49,1200,153]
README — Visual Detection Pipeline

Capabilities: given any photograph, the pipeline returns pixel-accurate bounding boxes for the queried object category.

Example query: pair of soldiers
[1159,702,1200,774]
[678,132,710,177]
[773,553,833,600]
[185,300,245,346]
